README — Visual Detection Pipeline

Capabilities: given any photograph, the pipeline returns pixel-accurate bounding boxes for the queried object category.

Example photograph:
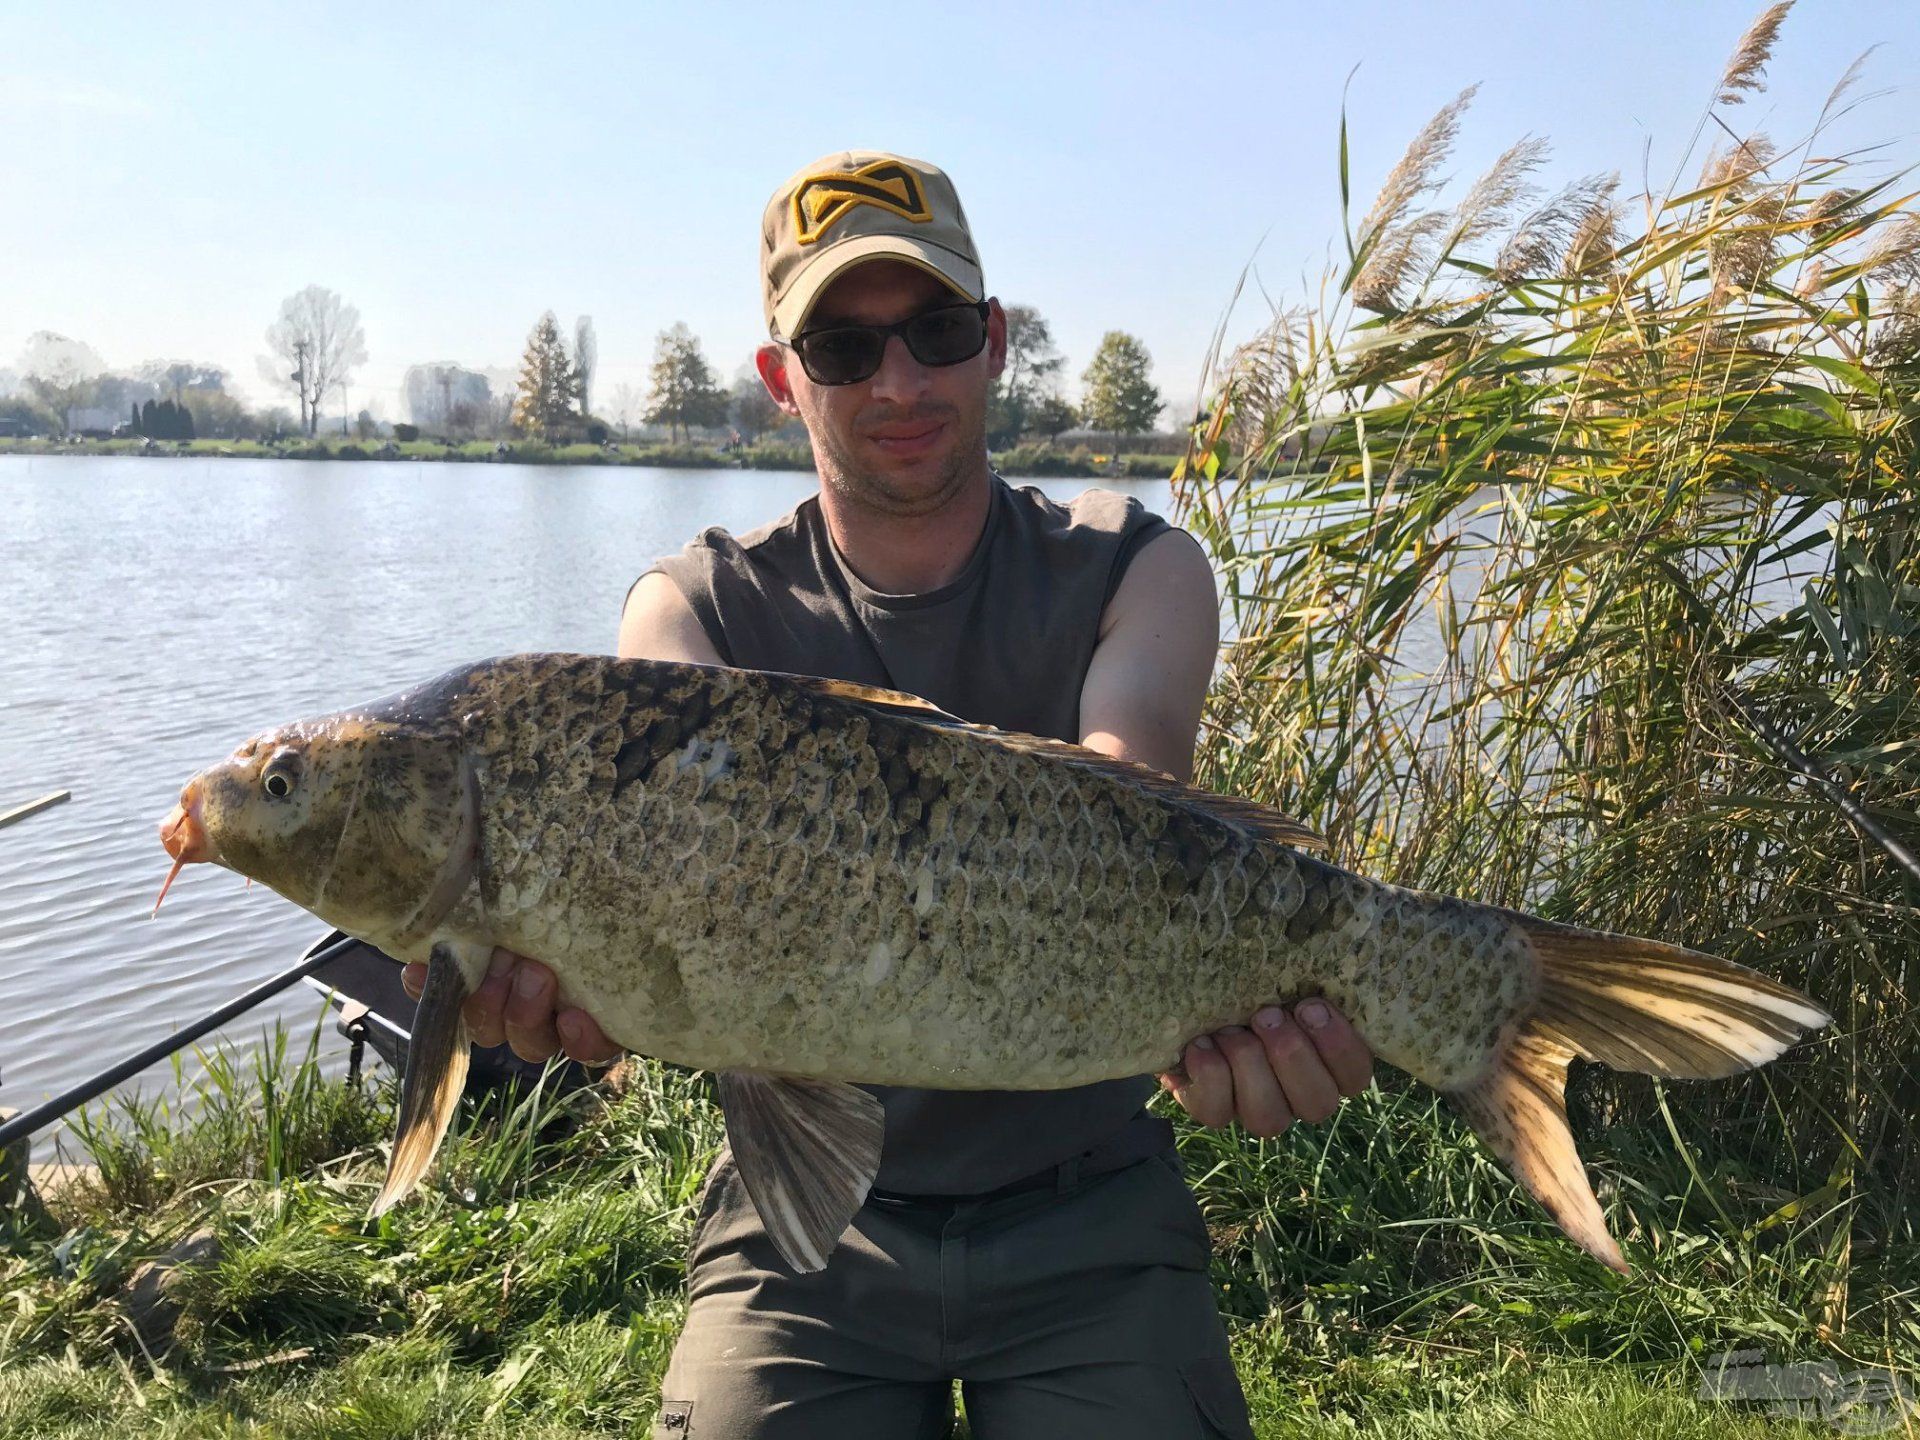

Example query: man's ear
[756,343,802,417]
[985,298,1009,382]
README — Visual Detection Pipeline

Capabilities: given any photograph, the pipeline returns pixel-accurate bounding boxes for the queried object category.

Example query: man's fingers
[450,947,518,1048]
[555,1009,623,1067]
[500,958,562,1063]
[1294,999,1375,1097]
[1165,1036,1234,1128]
[1253,1007,1339,1125]
[461,972,510,1049]
[1214,1025,1294,1138]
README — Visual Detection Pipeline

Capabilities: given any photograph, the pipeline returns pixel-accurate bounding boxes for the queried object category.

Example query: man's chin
[840,450,971,516]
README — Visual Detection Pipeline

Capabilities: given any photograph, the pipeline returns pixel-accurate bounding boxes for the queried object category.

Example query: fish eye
[262,748,303,800]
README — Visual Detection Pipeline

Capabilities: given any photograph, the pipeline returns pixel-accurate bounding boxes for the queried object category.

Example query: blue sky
[3,1,1915,422]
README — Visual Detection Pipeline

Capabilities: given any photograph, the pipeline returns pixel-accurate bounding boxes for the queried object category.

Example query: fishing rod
[0,932,360,1150]
[1727,688,1920,891]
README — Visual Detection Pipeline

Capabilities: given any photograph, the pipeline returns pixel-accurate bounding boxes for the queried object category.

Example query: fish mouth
[155,779,219,913]
[159,780,219,863]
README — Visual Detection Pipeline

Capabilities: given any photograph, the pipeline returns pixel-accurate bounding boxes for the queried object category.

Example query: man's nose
[866,333,933,404]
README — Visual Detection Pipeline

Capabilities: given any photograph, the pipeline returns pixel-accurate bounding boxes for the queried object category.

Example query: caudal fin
[1448,919,1831,1275]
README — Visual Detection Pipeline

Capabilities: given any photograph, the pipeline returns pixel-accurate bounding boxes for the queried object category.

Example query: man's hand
[400,948,623,1066]
[1159,999,1372,1136]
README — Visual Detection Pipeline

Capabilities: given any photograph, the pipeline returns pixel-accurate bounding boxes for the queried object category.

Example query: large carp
[157,654,1829,1274]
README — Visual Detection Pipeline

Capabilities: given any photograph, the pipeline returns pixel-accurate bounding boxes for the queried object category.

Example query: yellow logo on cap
[791,160,932,246]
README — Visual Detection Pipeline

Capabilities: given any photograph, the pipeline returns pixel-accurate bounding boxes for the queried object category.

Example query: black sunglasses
[788,300,990,386]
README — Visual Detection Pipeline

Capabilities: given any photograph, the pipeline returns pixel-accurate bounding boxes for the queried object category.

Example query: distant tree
[730,370,784,441]
[1026,393,1080,441]
[607,381,643,442]
[644,323,729,443]
[1080,331,1163,440]
[404,363,492,435]
[18,331,105,432]
[150,399,194,439]
[130,403,140,433]
[986,303,1066,445]
[512,311,582,439]
[445,401,487,440]
[572,315,597,417]
[354,409,378,440]
[140,360,226,402]
[182,387,258,440]
[260,285,367,436]
[0,393,58,435]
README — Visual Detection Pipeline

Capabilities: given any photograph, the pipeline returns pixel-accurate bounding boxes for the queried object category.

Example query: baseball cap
[761,150,984,341]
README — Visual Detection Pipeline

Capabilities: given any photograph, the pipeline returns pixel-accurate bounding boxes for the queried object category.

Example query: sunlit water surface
[0,456,1171,1139]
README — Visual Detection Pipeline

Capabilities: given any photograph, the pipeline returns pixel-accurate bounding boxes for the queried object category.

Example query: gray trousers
[653,1149,1254,1439]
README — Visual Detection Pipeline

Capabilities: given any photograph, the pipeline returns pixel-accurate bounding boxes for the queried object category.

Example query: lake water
[0,456,1173,1139]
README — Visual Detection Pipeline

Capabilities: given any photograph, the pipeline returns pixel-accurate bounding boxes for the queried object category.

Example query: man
[407,150,1373,1437]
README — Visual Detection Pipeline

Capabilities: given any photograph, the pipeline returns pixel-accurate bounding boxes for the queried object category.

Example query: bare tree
[260,285,367,435]
[608,381,643,441]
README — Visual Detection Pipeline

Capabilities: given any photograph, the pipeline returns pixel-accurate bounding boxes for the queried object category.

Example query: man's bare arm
[401,572,719,1063]
[1076,530,1374,1138]
[616,570,726,667]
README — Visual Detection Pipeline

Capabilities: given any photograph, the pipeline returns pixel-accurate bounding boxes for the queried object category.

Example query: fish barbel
[157,654,1830,1274]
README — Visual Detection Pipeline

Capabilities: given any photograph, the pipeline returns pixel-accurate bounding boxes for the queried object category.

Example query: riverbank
[4,1031,1906,1437]
[0,436,1184,480]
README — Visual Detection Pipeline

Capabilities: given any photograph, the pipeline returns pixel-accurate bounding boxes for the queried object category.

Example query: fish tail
[1447,918,1831,1275]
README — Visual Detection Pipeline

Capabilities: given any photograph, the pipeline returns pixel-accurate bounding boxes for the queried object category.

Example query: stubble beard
[812,401,989,520]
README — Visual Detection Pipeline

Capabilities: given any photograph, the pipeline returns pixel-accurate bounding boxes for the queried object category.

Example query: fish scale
[160,652,1832,1276]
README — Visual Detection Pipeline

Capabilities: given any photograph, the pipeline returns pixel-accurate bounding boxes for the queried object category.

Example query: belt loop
[1055,1153,1082,1194]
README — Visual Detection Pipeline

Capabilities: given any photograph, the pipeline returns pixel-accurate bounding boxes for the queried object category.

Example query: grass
[4,1032,1911,1435]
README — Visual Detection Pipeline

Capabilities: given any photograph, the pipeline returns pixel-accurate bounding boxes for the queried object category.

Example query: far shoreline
[0,436,1183,482]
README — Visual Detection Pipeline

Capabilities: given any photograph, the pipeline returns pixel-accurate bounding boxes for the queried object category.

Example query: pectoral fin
[715,1072,884,1274]
[369,941,474,1217]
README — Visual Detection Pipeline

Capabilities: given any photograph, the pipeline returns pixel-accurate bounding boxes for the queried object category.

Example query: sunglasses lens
[904,305,988,366]
[796,329,886,385]
[793,304,988,385]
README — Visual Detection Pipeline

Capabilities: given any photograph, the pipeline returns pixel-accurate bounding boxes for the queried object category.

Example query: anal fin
[715,1072,884,1274]
[1447,1030,1627,1275]
[369,940,476,1217]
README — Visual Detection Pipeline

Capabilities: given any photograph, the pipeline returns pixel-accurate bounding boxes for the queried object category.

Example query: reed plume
[1716,1,1794,106]
[1357,86,1477,244]
[1496,173,1619,283]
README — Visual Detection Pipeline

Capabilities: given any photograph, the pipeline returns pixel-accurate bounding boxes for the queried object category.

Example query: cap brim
[771,234,984,340]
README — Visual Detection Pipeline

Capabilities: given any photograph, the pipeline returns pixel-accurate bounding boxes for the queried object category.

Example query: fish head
[159,713,477,941]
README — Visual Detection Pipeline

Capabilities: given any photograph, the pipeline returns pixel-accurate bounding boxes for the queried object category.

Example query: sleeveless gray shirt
[647,475,1173,1194]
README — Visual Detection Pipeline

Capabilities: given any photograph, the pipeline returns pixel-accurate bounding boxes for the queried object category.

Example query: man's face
[757,260,1006,519]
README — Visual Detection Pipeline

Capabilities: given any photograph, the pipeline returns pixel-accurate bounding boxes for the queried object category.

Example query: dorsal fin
[778,672,1326,852]
[780,673,964,722]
